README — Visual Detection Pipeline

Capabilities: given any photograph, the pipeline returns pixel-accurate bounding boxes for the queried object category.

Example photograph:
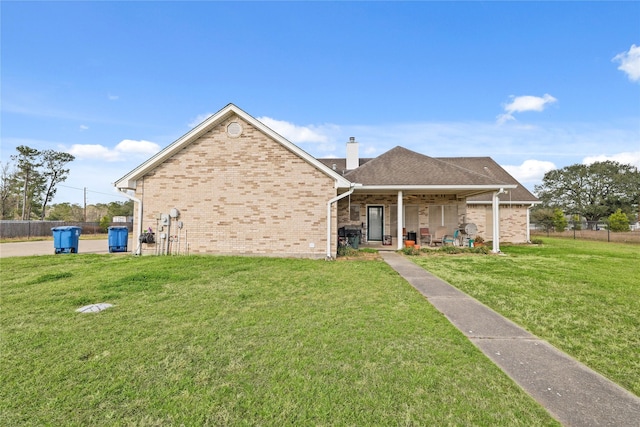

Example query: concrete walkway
[380,251,640,427]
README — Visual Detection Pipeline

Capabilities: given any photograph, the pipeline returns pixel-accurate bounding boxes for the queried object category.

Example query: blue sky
[2,1,639,205]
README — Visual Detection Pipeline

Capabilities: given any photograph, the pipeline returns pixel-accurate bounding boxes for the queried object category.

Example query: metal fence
[531,229,640,244]
[0,221,133,239]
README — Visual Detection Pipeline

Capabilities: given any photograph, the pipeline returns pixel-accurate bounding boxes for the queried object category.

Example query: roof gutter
[118,188,143,256]
[326,184,360,260]
[352,184,517,192]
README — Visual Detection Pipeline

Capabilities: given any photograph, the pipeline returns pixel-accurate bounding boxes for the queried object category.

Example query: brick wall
[133,114,337,258]
[466,204,530,243]
[337,193,463,242]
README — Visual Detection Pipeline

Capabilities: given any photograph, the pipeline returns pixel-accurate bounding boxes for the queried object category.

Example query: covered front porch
[333,186,511,255]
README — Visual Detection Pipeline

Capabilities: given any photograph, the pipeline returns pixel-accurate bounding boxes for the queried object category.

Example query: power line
[57,184,130,199]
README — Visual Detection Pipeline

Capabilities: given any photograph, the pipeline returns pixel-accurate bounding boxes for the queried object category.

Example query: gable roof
[341,146,515,196]
[114,103,351,190]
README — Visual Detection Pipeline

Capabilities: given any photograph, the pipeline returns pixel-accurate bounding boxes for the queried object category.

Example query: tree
[534,161,640,229]
[10,146,43,220]
[0,161,20,219]
[552,208,568,232]
[531,207,555,232]
[39,150,75,220]
[99,215,111,232]
[608,209,630,232]
[46,202,85,221]
[107,200,134,218]
[8,146,75,220]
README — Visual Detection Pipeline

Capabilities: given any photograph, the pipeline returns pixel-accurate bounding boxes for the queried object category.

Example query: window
[429,205,458,232]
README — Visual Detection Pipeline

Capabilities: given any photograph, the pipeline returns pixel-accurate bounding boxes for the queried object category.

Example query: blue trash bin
[52,226,82,254]
[108,226,129,253]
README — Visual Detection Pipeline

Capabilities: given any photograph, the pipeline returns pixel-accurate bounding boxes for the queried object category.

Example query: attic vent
[227,122,243,137]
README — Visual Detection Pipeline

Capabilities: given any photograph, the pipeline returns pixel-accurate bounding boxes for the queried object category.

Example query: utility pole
[83,187,87,222]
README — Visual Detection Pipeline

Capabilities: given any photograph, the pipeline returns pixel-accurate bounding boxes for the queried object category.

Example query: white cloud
[257,116,329,143]
[497,94,557,124]
[68,139,160,162]
[107,94,119,101]
[613,44,640,82]
[503,160,556,184]
[68,144,116,160]
[114,139,161,156]
[188,113,213,128]
[583,151,640,168]
[79,125,89,131]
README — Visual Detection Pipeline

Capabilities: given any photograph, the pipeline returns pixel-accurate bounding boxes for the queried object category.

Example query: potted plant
[473,235,485,247]
[141,227,155,244]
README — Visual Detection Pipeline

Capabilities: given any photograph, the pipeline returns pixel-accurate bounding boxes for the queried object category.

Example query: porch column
[397,190,403,250]
[526,205,532,243]
[491,189,505,253]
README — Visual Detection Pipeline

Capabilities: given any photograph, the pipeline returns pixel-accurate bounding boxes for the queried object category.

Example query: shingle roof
[317,147,538,203]
[341,146,511,186]
[438,157,538,203]
[316,158,373,174]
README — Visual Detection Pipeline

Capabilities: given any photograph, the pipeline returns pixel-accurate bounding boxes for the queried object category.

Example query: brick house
[114,104,538,258]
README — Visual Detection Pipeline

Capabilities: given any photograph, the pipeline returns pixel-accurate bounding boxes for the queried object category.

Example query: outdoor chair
[430,226,448,246]
[419,228,431,246]
[443,229,461,246]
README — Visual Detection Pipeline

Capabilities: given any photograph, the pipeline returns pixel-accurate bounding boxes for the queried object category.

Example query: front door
[367,206,384,241]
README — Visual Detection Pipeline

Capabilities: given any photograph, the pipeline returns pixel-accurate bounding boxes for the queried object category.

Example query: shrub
[470,245,490,254]
[440,245,464,254]
[401,246,421,256]
[99,215,111,232]
[531,238,544,245]
[553,208,568,232]
[608,209,631,232]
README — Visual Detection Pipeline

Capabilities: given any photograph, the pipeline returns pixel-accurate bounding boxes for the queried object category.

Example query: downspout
[326,185,358,260]
[118,188,143,256]
[492,188,506,253]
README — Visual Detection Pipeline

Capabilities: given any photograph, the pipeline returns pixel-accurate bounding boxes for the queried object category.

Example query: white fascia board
[115,180,138,190]
[354,184,518,192]
[468,200,541,205]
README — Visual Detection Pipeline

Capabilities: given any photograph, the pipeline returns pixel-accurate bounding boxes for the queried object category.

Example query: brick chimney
[346,137,359,170]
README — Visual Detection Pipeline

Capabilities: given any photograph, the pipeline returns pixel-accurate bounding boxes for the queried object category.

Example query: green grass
[0,255,557,426]
[410,237,640,396]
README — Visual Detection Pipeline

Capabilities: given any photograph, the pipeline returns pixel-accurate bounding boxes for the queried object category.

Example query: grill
[338,226,362,249]
[458,223,478,247]
[459,223,478,238]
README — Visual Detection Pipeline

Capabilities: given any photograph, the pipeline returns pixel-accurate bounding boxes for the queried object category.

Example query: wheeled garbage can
[52,226,82,254]
[108,226,129,253]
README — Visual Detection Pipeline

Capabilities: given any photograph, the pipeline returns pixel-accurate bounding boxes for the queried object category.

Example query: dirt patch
[336,252,383,261]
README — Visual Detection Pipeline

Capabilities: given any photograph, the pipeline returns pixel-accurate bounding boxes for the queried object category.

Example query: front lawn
[410,238,640,396]
[0,255,557,426]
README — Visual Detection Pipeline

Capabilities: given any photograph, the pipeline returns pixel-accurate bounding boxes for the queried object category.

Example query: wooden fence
[0,221,133,239]
[531,229,640,244]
